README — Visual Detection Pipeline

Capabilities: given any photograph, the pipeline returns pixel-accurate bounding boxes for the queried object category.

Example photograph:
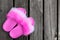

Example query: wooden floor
[0,0,59,40]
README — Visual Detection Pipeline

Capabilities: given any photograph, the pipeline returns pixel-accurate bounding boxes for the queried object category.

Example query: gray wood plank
[0,0,13,40]
[30,0,43,40]
[44,0,57,40]
[58,0,60,40]
[15,0,28,40]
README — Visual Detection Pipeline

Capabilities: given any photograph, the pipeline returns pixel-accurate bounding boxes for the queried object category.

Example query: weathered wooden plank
[58,0,60,40]
[15,0,28,40]
[0,0,13,40]
[44,0,57,40]
[30,0,43,40]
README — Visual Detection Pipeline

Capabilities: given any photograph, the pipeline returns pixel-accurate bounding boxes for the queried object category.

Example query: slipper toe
[3,18,17,32]
[9,24,23,38]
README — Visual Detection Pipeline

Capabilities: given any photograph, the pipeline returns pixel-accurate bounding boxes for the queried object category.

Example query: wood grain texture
[0,0,13,40]
[44,0,57,40]
[58,0,60,40]
[15,0,28,40]
[30,0,43,40]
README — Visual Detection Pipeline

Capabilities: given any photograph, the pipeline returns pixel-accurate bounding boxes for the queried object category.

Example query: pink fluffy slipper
[3,8,35,38]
